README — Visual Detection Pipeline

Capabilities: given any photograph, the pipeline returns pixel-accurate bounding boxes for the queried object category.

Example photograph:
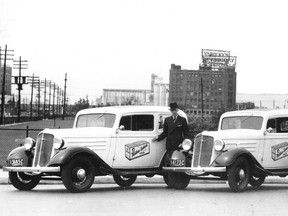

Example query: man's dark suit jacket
[157,115,189,150]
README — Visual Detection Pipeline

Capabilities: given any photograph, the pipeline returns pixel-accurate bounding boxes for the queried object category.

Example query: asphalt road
[1,183,288,216]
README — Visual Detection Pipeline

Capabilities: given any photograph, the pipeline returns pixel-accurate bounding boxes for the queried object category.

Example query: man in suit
[152,102,189,151]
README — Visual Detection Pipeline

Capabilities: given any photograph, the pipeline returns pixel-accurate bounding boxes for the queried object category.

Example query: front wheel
[167,173,190,189]
[61,156,95,193]
[9,172,40,191]
[227,157,251,192]
[163,174,173,188]
[113,175,137,187]
[249,175,266,187]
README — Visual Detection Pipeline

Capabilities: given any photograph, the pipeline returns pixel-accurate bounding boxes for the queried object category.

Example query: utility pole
[200,77,204,120]
[29,74,35,120]
[55,86,59,115]
[0,45,14,124]
[37,79,41,117]
[13,56,28,122]
[27,74,39,121]
[48,81,52,117]
[57,86,61,115]
[62,73,67,120]
[52,83,56,117]
[43,79,47,119]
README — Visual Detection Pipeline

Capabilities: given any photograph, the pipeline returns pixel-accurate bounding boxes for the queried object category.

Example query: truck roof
[221,109,288,118]
[76,106,171,116]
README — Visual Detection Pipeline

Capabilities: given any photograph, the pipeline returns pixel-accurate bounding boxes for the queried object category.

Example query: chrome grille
[192,134,214,167]
[33,133,54,167]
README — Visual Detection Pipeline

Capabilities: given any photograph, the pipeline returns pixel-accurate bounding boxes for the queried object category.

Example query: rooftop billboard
[202,49,237,67]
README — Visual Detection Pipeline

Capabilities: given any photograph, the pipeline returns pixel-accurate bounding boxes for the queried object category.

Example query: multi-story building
[151,74,169,106]
[169,64,237,117]
[103,89,152,106]
[103,74,169,107]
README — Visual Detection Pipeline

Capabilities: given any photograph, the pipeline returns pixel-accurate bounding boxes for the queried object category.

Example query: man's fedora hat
[169,102,179,110]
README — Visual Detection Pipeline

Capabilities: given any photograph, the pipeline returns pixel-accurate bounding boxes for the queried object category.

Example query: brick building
[169,64,237,117]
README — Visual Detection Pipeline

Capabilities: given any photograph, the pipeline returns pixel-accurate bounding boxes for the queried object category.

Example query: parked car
[3,106,189,193]
[164,109,288,192]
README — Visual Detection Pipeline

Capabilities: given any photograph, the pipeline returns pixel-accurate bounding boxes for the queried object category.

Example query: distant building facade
[236,102,255,110]
[103,89,152,106]
[169,64,237,117]
[103,74,168,107]
[151,74,169,106]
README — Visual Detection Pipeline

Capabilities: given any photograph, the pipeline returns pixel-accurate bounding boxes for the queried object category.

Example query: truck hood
[40,127,115,150]
[201,129,263,141]
[42,127,115,139]
[39,127,115,160]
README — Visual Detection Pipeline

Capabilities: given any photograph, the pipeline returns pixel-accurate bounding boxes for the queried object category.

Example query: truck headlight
[182,139,192,151]
[214,139,225,151]
[24,137,36,150]
[53,137,65,149]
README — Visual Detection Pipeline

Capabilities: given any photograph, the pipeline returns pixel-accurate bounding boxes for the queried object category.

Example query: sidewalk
[1,168,288,185]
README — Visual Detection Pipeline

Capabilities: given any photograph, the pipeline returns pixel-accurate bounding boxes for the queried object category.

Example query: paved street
[1,183,288,216]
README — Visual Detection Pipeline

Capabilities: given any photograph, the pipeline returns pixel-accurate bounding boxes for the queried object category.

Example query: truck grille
[192,134,214,167]
[33,133,54,167]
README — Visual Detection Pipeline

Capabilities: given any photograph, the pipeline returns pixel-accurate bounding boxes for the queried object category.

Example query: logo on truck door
[271,142,288,161]
[125,140,150,160]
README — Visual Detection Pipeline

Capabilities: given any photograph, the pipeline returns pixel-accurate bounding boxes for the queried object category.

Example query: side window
[158,114,170,131]
[267,118,288,133]
[267,119,276,133]
[158,115,164,129]
[119,116,131,130]
[119,115,154,131]
[278,118,288,133]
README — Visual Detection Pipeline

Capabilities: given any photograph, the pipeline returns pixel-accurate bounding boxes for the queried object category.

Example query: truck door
[112,114,158,168]
[263,117,288,169]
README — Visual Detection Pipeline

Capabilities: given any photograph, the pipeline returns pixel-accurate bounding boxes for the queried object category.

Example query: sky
[1,0,288,104]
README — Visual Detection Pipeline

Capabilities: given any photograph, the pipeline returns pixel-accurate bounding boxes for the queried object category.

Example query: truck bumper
[163,166,226,176]
[3,166,61,173]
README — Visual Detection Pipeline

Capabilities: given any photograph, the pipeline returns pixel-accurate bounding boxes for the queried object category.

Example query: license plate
[9,158,24,166]
[170,159,185,167]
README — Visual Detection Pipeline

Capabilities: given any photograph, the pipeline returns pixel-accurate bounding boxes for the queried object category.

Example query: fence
[0,117,74,168]
[0,126,43,167]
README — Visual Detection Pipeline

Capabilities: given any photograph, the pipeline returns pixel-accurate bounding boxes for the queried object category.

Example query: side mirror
[119,125,125,131]
[266,127,273,133]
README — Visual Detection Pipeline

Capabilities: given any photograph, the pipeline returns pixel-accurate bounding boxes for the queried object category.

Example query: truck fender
[47,146,118,174]
[213,148,262,168]
[6,146,33,167]
[160,150,190,167]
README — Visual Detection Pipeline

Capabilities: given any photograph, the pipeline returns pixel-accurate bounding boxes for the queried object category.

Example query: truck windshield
[76,113,116,128]
[221,116,263,130]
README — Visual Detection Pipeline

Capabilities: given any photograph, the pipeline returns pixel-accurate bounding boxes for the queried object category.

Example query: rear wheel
[249,175,266,187]
[61,156,95,193]
[9,172,40,191]
[227,157,251,192]
[167,172,190,189]
[113,175,137,187]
